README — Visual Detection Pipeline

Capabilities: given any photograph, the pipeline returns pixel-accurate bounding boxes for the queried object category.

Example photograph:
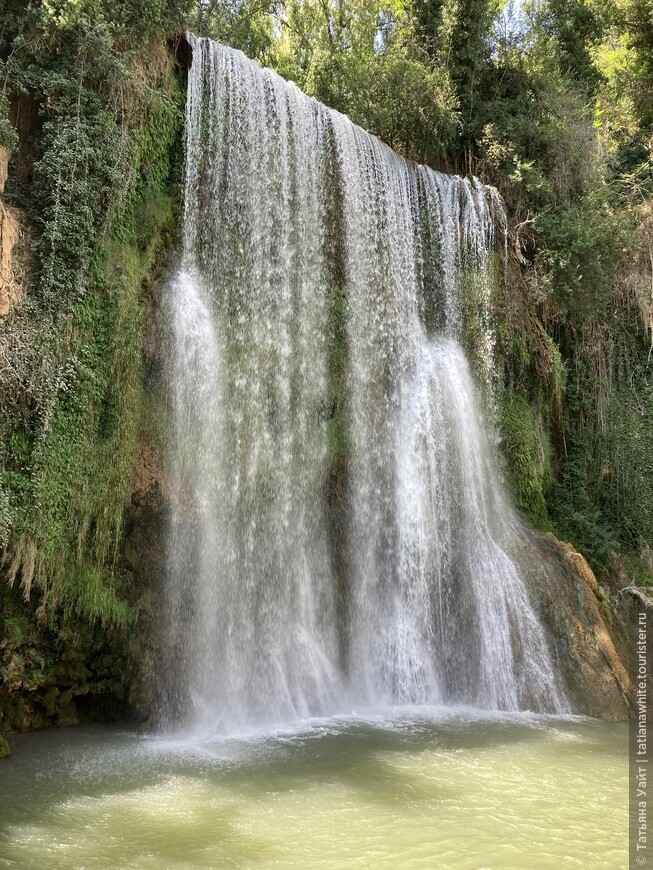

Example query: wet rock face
[120,435,170,722]
[116,277,172,722]
[521,530,632,721]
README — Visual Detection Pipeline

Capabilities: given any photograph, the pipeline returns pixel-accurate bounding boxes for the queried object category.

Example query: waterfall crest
[161,35,565,732]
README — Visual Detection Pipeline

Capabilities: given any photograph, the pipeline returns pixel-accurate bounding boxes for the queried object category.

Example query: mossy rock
[499,393,552,530]
[0,734,10,759]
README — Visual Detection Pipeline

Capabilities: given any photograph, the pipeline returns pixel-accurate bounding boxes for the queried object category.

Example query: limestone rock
[0,147,25,318]
[520,529,632,720]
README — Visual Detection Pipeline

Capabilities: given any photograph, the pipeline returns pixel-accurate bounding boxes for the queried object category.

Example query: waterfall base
[120,425,631,725]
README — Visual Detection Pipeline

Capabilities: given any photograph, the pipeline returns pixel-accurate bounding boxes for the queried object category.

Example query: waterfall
[160,35,565,733]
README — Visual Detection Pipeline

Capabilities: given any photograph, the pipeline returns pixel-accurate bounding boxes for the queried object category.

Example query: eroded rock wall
[520,529,633,720]
[0,147,24,318]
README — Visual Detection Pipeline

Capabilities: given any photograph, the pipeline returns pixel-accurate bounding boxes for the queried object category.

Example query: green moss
[0,735,9,759]
[499,394,552,530]
[459,264,495,390]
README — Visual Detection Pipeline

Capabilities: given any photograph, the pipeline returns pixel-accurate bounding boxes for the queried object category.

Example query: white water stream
[161,35,564,733]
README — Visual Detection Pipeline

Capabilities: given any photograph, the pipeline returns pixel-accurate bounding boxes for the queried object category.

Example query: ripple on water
[0,709,627,870]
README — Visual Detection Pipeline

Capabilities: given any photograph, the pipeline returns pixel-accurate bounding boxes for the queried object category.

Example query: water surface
[0,708,627,869]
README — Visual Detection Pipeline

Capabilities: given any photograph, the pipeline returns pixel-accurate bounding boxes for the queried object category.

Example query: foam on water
[0,717,627,870]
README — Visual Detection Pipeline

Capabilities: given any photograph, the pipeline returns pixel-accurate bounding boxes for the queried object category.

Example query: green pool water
[0,708,628,870]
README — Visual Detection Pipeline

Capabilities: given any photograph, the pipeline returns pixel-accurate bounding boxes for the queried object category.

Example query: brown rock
[518,528,632,720]
[0,146,9,194]
[0,148,25,318]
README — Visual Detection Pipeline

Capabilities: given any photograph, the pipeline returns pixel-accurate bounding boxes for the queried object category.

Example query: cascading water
[160,35,565,733]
